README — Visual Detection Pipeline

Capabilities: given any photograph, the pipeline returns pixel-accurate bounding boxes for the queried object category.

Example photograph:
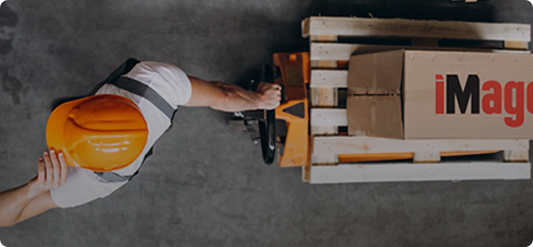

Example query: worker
[0,59,281,226]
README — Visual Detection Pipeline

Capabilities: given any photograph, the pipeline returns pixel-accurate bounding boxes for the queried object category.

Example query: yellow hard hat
[46,94,148,172]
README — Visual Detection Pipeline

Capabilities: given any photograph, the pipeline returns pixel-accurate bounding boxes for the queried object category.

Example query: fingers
[43,151,53,186]
[266,83,281,90]
[58,152,68,185]
[264,84,281,97]
[37,157,45,183]
[256,83,282,110]
[28,150,67,197]
[268,86,282,102]
[269,84,282,92]
[258,82,282,92]
[40,149,68,189]
[49,149,61,187]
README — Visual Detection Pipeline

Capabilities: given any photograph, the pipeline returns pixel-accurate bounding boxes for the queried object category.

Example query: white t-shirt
[50,61,192,208]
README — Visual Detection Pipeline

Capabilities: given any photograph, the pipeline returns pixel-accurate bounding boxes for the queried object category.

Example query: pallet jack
[232,52,310,167]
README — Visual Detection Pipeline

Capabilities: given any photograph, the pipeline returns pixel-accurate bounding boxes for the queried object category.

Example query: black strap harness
[109,77,175,119]
[91,58,176,182]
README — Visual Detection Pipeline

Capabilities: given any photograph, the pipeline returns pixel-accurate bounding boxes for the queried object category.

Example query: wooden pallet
[301,16,532,184]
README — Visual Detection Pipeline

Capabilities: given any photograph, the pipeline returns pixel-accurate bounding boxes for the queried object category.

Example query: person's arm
[185,76,281,111]
[0,150,67,227]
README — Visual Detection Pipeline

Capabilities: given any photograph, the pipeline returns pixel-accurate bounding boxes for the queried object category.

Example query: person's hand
[27,149,68,198]
[256,82,282,110]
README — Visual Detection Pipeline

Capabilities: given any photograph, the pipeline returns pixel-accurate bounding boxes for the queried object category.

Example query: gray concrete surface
[0,0,533,246]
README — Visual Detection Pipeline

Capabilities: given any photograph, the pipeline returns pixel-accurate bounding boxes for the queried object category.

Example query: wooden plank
[311,126,338,136]
[311,109,347,127]
[310,70,348,88]
[310,43,402,61]
[310,87,337,107]
[310,60,338,69]
[310,43,531,63]
[413,151,441,163]
[310,86,339,135]
[313,137,529,155]
[302,165,311,182]
[504,150,530,162]
[302,17,310,38]
[311,108,347,126]
[307,162,531,184]
[302,17,531,42]
[311,153,337,164]
[310,35,338,42]
[504,41,529,50]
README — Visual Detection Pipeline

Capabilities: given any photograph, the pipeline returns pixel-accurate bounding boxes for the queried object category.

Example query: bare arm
[0,150,67,226]
[0,187,57,227]
[185,76,281,112]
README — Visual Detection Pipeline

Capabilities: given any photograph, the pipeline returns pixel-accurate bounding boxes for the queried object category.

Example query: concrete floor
[0,0,533,246]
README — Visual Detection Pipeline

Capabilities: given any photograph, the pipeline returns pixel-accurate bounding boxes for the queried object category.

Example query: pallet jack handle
[259,63,277,165]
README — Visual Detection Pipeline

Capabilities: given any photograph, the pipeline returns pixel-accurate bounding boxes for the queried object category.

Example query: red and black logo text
[435,74,531,128]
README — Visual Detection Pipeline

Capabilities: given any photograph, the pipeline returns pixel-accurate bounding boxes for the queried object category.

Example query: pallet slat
[302,17,531,42]
[504,41,530,50]
[310,43,531,63]
[313,137,529,155]
[310,70,348,88]
[306,162,531,184]
[310,88,337,107]
[310,43,402,61]
[311,109,346,126]
[310,59,338,69]
[310,35,338,42]
[414,151,441,163]
[311,126,338,136]
[504,149,530,162]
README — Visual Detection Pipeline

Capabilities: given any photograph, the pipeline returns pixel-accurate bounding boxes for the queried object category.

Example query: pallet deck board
[302,17,531,42]
[310,70,348,88]
[311,109,347,126]
[313,137,529,155]
[310,43,531,62]
[306,162,531,184]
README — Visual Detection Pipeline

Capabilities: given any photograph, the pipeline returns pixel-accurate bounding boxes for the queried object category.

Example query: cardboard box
[347,49,533,139]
